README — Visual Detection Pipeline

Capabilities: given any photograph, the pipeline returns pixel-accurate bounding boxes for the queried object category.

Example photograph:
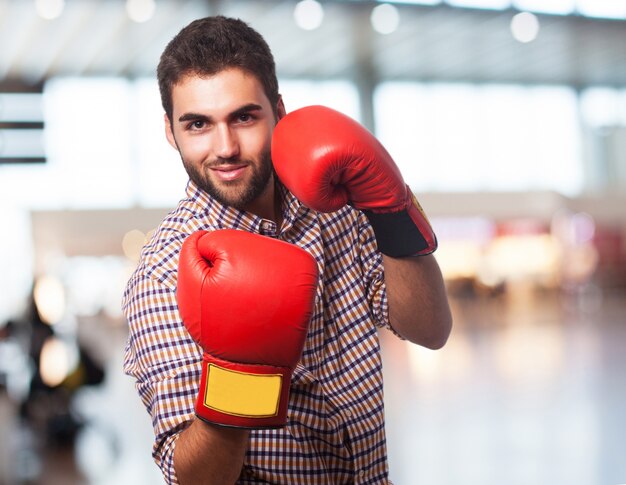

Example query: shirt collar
[277,180,309,234]
[185,178,309,235]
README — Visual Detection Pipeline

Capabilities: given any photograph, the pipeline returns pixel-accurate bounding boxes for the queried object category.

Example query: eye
[190,120,205,130]
[237,113,253,123]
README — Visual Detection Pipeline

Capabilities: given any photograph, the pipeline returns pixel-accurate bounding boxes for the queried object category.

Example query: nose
[214,123,240,160]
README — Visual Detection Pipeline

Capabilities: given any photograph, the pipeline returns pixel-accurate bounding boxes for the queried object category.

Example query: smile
[210,164,248,182]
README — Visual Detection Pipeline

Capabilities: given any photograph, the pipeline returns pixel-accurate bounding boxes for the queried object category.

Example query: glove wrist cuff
[195,354,291,429]
[364,187,437,258]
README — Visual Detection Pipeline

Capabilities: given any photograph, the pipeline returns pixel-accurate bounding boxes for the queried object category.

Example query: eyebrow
[177,103,265,124]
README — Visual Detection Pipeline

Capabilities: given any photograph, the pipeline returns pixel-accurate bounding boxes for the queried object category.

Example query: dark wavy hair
[157,16,279,121]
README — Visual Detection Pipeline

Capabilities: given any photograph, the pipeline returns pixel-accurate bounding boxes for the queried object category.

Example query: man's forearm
[174,418,249,485]
[383,253,452,349]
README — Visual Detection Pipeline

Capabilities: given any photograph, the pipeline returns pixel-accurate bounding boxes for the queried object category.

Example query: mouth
[209,163,248,182]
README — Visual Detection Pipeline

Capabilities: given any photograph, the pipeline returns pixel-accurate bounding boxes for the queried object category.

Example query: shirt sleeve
[122,270,201,485]
[356,212,398,334]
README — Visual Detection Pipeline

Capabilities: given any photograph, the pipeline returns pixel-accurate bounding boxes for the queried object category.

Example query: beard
[182,150,274,211]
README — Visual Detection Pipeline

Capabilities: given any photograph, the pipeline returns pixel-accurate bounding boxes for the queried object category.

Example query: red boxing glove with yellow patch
[272,105,437,257]
[177,229,318,428]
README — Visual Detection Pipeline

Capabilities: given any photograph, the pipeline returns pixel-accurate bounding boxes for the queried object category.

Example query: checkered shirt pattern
[123,179,394,484]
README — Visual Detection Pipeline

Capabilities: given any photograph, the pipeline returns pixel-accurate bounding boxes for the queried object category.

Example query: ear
[276,95,286,121]
[164,113,178,150]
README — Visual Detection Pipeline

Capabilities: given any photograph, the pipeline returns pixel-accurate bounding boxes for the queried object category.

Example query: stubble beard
[182,150,274,211]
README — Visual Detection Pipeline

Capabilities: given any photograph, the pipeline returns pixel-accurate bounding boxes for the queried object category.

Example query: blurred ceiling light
[33,275,65,325]
[446,0,511,10]
[513,0,575,15]
[39,336,72,387]
[122,229,147,262]
[371,3,400,34]
[576,0,626,19]
[126,0,156,23]
[35,0,65,20]
[510,11,540,43]
[294,0,324,31]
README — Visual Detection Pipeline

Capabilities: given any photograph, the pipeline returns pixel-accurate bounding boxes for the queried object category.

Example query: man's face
[165,68,283,211]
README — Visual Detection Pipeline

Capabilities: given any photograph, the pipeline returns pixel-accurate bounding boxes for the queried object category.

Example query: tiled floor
[1,284,625,484]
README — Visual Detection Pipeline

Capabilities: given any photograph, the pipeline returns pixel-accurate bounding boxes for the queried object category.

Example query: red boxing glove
[272,105,436,257]
[177,229,318,428]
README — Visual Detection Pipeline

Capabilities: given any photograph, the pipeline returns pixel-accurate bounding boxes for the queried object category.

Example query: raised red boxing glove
[176,229,318,428]
[271,105,437,257]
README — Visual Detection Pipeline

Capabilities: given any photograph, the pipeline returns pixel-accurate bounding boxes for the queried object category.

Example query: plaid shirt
[123,179,394,484]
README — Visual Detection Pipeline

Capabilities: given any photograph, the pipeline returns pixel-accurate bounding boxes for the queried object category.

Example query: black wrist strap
[363,209,435,258]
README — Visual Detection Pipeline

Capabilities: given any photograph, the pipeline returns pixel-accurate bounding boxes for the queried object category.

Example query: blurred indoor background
[0,0,625,484]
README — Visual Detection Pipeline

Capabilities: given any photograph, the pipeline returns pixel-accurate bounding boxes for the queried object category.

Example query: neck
[244,177,282,225]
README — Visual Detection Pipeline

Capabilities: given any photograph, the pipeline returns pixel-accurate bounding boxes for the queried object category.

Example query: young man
[123,16,452,485]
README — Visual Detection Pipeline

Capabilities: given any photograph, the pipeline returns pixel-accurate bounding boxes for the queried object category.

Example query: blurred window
[576,0,626,19]
[0,78,134,209]
[443,0,625,19]
[279,79,360,120]
[374,82,583,195]
[513,0,575,15]
[580,87,626,128]
[579,87,626,191]
[132,78,188,208]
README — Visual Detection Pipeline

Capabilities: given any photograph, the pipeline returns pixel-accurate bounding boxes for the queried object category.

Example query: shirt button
[358,470,366,477]
[260,221,275,235]
[344,409,352,417]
